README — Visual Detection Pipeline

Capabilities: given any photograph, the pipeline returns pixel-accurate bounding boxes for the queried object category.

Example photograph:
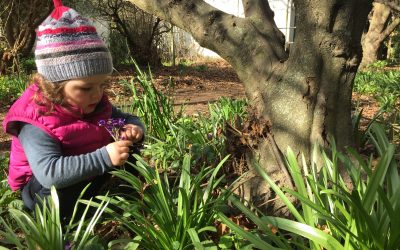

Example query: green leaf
[285,148,314,226]
[265,217,343,250]
[362,144,394,211]
[253,161,305,223]
[217,212,283,250]
[218,235,233,249]
[228,196,290,248]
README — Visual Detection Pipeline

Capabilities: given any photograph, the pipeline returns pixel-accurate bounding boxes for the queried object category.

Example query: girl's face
[63,74,109,114]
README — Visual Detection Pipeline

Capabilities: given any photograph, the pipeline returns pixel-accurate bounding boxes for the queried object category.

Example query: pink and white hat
[35,0,113,82]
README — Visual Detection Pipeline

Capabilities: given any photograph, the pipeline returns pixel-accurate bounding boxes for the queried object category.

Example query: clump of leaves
[96,154,231,249]
[0,153,23,217]
[220,123,400,249]
[354,70,400,112]
[0,75,29,105]
[0,186,109,249]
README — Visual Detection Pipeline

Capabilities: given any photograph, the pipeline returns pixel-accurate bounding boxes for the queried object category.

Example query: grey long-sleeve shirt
[17,107,144,189]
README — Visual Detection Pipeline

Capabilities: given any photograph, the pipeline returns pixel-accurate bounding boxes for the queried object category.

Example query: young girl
[2,0,144,218]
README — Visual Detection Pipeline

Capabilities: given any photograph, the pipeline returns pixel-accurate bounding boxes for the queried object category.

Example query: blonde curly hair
[30,73,67,114]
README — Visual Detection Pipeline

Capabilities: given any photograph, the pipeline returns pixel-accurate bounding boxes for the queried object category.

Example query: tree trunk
[126,0,373,214]
[231,1,372,213]
[360,2,400,69]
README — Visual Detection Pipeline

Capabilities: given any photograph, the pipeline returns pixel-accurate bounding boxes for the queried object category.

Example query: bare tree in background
[85,0,171,65]
[360,1,400,68]
[0,0,52,75]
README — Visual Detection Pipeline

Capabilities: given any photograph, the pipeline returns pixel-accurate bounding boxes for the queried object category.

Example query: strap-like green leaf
[266,216,343,250]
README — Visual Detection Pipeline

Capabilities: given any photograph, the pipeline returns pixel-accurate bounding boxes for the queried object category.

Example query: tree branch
[375,0,400,12]
[125,0,287,66]
[380,16,400,40]
[243,0,267,17]
[148,17,161,48]
[124,0,229,46]
[242,0,286,49]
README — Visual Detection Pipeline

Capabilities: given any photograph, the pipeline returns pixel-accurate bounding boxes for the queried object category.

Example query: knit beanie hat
[35,0,113,82]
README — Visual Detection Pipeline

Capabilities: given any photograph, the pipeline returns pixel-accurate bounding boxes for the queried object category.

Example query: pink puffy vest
[2,84,112,191]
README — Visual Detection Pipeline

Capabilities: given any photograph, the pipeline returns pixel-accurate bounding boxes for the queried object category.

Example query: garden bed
[0,59,245,151]
[0,59,386,154]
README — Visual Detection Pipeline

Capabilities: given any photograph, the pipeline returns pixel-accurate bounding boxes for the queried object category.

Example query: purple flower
[98,118,126,141]
[65,241,71,250]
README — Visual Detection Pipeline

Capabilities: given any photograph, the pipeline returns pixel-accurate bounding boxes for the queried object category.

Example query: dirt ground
[0,59,380,155]
[0,59,245,154]
[109,59,246,114]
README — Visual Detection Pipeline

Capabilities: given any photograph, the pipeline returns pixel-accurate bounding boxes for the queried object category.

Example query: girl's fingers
[121,152,129,160]
[119,147,129,153]
[130,129,137,139]
[119,125,143,142]
[117,140,133,147]
[132,127,142,141]
[126,129,133,139]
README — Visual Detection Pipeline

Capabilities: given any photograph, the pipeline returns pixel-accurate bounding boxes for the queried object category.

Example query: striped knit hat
[35,0,113,82]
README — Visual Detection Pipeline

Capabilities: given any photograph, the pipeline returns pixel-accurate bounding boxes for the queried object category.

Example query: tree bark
[375,0,400,12]
[125,0,373,214]
[360,2,400,68]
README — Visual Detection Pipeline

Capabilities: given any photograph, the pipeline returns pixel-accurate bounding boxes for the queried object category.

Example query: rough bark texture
[126,0,373,214]
[360,2,400,68]
[375,0,400,12]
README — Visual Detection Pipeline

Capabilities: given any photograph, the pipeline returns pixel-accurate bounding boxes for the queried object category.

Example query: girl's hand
[120,124,144,143]
[106,140,133,166]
